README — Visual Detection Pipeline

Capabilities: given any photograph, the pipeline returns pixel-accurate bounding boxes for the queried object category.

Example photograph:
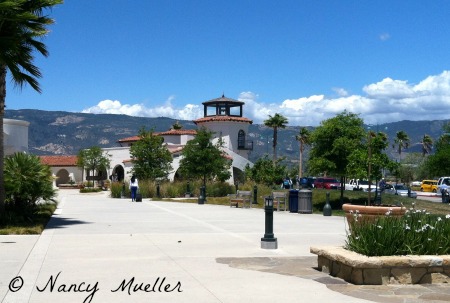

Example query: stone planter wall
[310,246,450,285]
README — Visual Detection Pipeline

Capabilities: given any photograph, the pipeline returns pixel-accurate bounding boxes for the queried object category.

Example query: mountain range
[5,109,449,166]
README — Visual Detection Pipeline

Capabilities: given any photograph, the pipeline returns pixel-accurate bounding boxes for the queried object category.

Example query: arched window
[238,130,245,149]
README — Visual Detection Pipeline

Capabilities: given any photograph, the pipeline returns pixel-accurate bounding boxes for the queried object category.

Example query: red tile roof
[117,130,197,143]
[193,116,253,124]
[39,155,78,166]
[157,129,197,136]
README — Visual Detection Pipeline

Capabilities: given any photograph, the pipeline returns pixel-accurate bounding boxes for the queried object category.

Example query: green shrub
[80,187,103,193]
[3,153,56,217]
[110,182,127,198]
[345,207,450,256]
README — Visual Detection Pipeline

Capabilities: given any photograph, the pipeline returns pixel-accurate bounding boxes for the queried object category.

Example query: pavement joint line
[148,201,275,247]
[142,233,225,303]
[2,228,55,303]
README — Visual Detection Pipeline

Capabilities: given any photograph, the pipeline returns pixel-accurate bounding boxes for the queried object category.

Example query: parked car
[345,179,376,192]
[420,180,438,193]
[384,184,417,198]
[437,177,450,195]
[313,177,341,189]
[410,181,422,187]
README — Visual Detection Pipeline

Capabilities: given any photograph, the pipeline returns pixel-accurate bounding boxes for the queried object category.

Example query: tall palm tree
[393,130,410,162]
[421,134,433,156]
[295,127,310,178]
[0,0,62,211]
[264,113,288,163]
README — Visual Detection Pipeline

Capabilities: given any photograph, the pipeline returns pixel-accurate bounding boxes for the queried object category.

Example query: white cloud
[379,33,391,41]
[82,71,450,127]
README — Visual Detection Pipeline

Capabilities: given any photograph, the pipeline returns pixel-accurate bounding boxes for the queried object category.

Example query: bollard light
[156,182,160,198]
[252,185,258,204]
[261,196,277,249]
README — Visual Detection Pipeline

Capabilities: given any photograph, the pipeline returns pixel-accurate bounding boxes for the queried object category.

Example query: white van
[437,177,450,194]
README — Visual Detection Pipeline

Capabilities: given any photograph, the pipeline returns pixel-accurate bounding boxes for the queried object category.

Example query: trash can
[288,189,299,213]
[298,189,312,214]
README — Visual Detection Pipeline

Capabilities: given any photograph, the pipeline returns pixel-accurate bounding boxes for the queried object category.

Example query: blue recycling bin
[289,189,299,213]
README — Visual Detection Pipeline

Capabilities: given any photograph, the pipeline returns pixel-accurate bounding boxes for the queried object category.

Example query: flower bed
[311,205,450,284]
[310,246,450,285]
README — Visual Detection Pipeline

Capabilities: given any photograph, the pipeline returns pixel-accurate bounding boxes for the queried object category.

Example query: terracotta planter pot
[342,203,406,228]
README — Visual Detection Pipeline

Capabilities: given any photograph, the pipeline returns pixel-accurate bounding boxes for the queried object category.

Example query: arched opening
[112,165,125,181]
[56,169,70,186]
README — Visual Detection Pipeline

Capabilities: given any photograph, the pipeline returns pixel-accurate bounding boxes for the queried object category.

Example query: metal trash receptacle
[298,189,312,214]
[288,189,299,213]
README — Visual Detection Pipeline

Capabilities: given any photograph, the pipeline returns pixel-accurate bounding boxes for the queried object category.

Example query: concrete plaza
[1,190,448,303]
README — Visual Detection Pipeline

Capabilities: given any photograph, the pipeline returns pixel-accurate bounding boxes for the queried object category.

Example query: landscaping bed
[311,246,450,285]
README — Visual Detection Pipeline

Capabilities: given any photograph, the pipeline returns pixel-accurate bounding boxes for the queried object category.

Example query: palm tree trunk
[299,143,303,178]
[0,66,7,212]
[272,127,278,163]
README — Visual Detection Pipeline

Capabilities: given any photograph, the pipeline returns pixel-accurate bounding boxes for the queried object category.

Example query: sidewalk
[1,190,448,302]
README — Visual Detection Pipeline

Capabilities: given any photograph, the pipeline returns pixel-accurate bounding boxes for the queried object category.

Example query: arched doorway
[56,169,70,186]
[112,165,124,181]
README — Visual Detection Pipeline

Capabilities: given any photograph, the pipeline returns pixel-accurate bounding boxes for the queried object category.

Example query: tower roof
[202,94,244,106]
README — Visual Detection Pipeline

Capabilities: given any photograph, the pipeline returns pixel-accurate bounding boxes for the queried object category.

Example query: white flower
[405,225,411,230]
[377,225,383,229]
[437,217,442,222]
[446,214,450,219]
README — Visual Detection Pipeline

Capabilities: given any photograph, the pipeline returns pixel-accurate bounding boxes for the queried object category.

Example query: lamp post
[261,196,277,249]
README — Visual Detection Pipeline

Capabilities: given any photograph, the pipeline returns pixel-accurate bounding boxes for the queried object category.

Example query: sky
[6,0,450,126]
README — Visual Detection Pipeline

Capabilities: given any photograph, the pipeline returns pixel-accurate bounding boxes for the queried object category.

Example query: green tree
[264,113,288,163]
[308,111,366,205]
[4,152,55,216]
[245,155,286,186]
[424,124,450,177]
[129,128,172,180]
[393,130,410,162]
[0,0,62,212]
[179,127,231,185]
[295,127,311,178]
[421,134,433,157]
[77,146,111,186]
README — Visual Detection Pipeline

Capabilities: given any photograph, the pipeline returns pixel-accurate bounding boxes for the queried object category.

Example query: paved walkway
[1,190,449,303]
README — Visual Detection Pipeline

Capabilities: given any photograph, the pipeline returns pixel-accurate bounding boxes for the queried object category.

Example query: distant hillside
[5,109,450,166]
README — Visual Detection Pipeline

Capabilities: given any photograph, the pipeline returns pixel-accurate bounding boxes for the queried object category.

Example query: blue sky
[6,0,450,126]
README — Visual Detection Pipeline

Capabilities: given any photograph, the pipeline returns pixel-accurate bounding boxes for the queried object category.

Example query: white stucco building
[41,95,255,186]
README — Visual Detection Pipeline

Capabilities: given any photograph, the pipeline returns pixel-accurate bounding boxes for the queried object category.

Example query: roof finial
[222,92,225,98]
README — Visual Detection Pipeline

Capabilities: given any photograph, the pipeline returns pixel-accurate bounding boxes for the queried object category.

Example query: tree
[179,127,231,185]
[308,111,366,205]
[77,146,111,186]
[0,0,62,212]
[295,127,311,178]
[245,155,286,186]
[393,130,410,162]
[129,128,172,180]
[264,113,288,163]
[4,152,55,216]
[424,123,450,177]
[420,134,433,156]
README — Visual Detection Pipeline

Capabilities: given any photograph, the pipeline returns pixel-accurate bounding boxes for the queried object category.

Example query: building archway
[112,165,125,181]
[56,169,70,186]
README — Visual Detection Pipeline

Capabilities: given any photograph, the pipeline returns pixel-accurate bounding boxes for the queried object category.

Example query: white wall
[3,119,29,155]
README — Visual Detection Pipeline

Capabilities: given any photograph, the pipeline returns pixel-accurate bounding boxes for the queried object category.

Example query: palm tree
[295,127,310,178]
[421,134,433,156]
[0,0,62,211]
[264,113,288,163]
[393,130,410,162]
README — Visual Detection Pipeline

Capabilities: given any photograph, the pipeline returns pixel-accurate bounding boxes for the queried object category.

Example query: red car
[314,177,341,189]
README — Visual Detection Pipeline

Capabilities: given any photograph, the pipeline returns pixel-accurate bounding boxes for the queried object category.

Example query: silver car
[384,184,417,199]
